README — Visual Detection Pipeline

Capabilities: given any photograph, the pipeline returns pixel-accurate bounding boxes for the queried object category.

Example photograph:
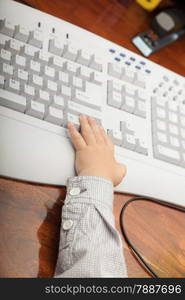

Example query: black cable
[120,196,185,278]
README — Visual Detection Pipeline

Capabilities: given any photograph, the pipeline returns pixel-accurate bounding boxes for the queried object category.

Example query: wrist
[78,169,113,184]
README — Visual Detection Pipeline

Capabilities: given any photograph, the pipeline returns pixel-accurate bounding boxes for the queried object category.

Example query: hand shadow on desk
[37,198,63,278]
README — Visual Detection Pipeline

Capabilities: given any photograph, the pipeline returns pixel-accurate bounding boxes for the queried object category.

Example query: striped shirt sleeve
[54,176,127,278]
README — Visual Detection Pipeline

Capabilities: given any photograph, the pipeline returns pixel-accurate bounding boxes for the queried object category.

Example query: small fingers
[67,122,86,150]
[80,115,96,145]
[100,126,114,149]
[87,117,105,144]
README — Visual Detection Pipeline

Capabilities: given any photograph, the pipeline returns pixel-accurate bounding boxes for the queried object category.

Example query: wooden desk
[0,0,185,278]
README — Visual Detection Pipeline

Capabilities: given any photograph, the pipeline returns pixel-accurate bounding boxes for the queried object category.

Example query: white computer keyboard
[0,0,185,206]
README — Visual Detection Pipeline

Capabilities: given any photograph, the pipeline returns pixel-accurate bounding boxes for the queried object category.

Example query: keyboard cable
[120,196,185,278]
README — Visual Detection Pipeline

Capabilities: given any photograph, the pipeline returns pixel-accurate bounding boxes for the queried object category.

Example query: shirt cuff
[65,176,114,209]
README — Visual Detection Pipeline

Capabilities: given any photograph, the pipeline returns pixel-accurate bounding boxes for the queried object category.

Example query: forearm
[54,176,127,278]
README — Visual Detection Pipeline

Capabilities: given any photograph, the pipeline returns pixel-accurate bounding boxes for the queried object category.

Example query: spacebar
[0,89,26,112]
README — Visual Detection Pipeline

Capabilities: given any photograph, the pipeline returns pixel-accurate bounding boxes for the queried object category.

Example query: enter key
[73,81,102,110]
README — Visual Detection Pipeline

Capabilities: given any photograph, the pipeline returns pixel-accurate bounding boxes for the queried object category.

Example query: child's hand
[67,115,126,186]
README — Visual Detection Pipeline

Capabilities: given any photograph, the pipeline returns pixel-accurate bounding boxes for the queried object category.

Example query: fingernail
[67,122,73,128]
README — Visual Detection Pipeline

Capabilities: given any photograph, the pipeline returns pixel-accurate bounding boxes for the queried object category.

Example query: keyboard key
[107,80,123,93]
[5,78,20,94]
[0,74,5,88]
[122,68,135,83]
[90,72,103,85]
[34,50,49,64]
[28,59,40,74]
[0,88,26,112]
[156,120,167,131]
[168,112,178,124]
[61,85,72,98]
[125,85,136,97]
[66,113,80,128]
[64,61,80,74]
[168,101,178,112]
[0,49,11,62]
[15,69,28,82]
[169,124,179,136]
[120,121,135,135]
[14,25,29,42]
[20,45,36,58]
[89,55,102,72]
[28,30,43,48]
[74,89,101,109]
[58,71,70,85]
[180,128,185,139]
[108,130,123,146]
[108,62,123,79]
[77,49,92,66]
[156,107,166,119]
[1,62,13,76]
[48,39,64,56]
[5,39,21,53]
[154,144,180,165]
[26,100,45,119]
[12,54,26,68]
[135,139,148,155]
[44,65,55,79]
[23,84,35,98]
[134,101,146,118]
[122,133,136,151]
[108,91,122,109]
[0,19,15,37]
[137,89,147,101]
[79,66,92,80]
[72,76,83,89]
[67,100,102,120]
[63,44,79,61]
[180,116,185,127]
[170,136,180,148]
[48,56,64,70]
[121,95,135,113]
[45,106,64,125]
[156,132,168,143]
[45,79,58,93]
[52,95,65,109]
[29,74,43,88]
[36,89,50,104]
[135,72,146,88]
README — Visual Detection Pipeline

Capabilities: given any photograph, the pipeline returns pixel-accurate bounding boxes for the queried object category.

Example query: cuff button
[69,187,81,196]
[63,220,73,230]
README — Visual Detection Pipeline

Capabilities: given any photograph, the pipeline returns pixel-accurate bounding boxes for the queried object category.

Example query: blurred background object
[132,0,185,56]
[136,0,162,11]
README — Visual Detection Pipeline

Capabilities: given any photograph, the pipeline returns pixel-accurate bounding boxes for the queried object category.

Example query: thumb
[113,162,127,186]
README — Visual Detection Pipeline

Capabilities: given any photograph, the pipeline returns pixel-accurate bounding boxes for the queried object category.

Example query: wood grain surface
[0,0,185,278]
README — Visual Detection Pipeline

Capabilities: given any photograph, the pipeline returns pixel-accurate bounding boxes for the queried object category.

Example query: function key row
[48,39,103,72]
[0,19,43,48]
[108,62,146,88]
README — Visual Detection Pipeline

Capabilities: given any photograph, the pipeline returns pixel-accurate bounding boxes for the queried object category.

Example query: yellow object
[136,0,162,11]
